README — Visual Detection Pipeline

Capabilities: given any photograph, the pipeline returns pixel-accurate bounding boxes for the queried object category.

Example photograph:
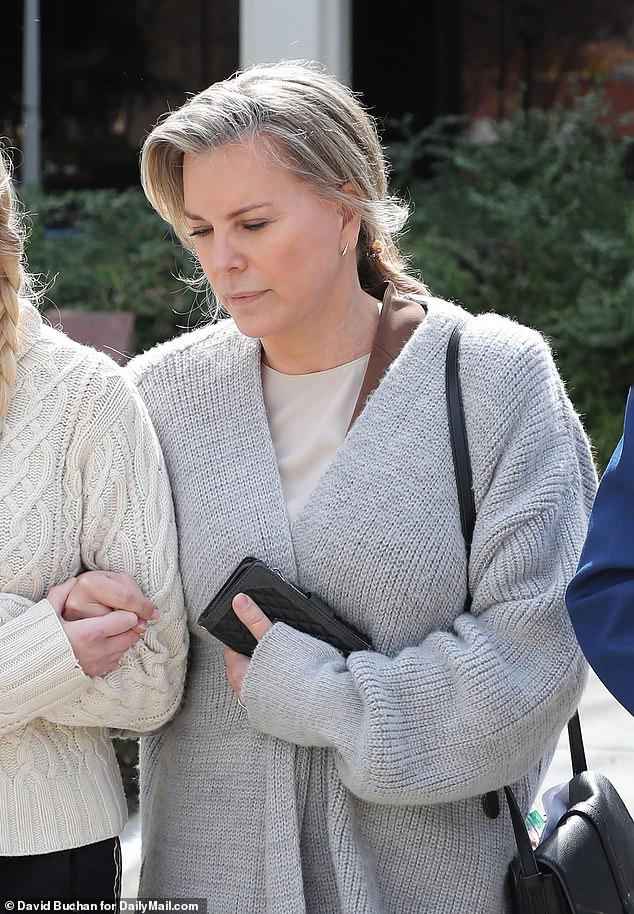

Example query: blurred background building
[4,0,634,190]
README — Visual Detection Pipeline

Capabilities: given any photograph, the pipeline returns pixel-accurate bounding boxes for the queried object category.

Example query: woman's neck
[260,288,381,375]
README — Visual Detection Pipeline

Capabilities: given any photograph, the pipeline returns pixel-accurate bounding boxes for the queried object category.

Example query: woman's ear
[339,180,361,213]
[338,181,362,248]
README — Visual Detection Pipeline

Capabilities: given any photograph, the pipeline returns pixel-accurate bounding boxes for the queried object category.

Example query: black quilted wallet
[197,557,373,656]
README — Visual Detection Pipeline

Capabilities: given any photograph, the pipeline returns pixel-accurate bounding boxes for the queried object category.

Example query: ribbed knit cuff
[0,599,89,723]
[240,622,355,747]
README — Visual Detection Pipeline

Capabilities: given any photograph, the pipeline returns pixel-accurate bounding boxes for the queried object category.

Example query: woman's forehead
[182,141,315,207]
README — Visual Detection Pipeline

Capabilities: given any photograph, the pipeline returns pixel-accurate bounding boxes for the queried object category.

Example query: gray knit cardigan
[128,290,596,914]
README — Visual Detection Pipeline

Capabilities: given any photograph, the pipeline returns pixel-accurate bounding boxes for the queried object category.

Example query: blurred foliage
[23,187,206,354]
[389,92,634,469]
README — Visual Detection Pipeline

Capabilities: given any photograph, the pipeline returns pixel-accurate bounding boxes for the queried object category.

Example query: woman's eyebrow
[229,201,272,218]
[184,201,272,222]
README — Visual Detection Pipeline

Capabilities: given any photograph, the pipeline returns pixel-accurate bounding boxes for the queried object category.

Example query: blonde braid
[0,149,24,421]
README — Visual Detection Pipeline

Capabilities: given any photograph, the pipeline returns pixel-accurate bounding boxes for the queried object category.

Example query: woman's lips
[224,290,267,307]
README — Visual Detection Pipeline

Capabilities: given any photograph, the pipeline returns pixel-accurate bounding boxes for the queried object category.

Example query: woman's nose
[210,236,246,274]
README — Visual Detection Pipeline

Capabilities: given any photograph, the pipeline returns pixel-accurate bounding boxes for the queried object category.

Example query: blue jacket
[566,387,634,715]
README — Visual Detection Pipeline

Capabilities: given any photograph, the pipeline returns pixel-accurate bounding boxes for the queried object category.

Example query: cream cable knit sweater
[0,302,188,856]
[130,287,596,914]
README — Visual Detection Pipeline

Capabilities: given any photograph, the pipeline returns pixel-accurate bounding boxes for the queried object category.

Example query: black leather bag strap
[444,321,587,822]
[567,708,587,776]
[504,786,541,878]
[446,323,477,556]
[504,787,552,914]
[446,322,498,818]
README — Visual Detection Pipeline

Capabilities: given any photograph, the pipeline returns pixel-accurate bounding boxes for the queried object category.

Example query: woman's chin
[228,310,286,343]
[230,315,272,340]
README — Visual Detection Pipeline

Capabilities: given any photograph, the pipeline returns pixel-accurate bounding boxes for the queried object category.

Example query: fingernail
[137,619,148,631]
[151,605,160,619]
[233,593,249,611]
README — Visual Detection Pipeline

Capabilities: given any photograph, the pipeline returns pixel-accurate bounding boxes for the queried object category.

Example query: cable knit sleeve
[42,368,189,733]
[0,594,90,733]
[240,320,597,805]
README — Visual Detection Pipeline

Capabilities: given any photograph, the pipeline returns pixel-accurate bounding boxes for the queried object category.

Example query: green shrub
[390,96,634,469]
[23,187,205,354]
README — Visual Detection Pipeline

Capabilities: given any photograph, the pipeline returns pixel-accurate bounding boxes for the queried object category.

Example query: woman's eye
[243,221,267,231]
[188,227,211,238]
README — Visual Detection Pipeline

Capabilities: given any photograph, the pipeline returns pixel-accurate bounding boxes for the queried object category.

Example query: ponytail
[0,149,24,421]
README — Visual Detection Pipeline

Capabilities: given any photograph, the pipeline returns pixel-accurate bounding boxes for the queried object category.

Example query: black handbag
[446,322,634,914]
[505,717,634,913]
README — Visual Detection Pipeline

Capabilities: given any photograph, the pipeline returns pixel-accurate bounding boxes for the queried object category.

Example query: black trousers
[0,837,121,901]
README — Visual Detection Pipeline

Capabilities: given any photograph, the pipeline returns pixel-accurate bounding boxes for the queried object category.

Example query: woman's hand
[47,571,160,678]
[224,593,273,705]
[61,571,159,627]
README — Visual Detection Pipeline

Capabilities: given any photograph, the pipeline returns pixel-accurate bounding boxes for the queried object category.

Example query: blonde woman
[0,148,188,900]
[133,61,596,913]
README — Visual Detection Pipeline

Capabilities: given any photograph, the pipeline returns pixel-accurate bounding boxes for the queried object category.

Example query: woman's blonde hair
[140,60,428,297]
[0,147,24,421]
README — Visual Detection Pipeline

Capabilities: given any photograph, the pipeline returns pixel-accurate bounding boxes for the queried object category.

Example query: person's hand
[61,611,146,677]
[224,593,273,705]
[60,571,160,630]
[47,577,80,615]
[46,572,159,678]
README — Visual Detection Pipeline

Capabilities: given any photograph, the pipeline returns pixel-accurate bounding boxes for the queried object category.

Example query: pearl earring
[341,242,349,257]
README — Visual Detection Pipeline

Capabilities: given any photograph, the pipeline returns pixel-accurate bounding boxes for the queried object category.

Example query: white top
[262,354,370,522]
